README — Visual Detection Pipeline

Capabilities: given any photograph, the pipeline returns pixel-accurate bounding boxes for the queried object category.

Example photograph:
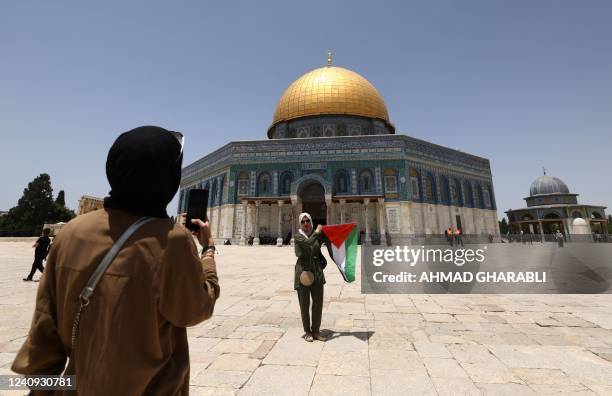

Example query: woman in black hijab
[104,125,184,218]
[12,125,221,395]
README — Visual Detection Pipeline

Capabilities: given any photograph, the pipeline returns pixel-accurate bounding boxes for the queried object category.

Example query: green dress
[294,230,327,290]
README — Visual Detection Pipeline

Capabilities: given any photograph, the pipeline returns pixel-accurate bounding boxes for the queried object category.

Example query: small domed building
[178,57,500,245]
[505,172,608,238]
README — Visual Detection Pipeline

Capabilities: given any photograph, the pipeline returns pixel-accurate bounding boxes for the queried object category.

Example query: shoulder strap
[79,216,155,305]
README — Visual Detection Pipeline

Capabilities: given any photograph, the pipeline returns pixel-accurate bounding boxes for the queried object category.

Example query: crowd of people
[506,229,567,247]
[444,227,464,246]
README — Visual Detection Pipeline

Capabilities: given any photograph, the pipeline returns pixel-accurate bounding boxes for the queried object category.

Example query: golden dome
[270,66,391,129]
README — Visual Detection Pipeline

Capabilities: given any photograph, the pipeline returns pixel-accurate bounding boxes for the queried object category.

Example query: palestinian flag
[321,223,358,282]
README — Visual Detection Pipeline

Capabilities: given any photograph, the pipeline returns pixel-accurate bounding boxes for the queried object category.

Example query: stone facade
[179,64,500,245]
[178,134,499,245]
[506,175,608,238]
[77,195,104,215]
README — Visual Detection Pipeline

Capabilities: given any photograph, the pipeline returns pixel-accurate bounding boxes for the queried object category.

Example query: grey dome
[529,175,570,196]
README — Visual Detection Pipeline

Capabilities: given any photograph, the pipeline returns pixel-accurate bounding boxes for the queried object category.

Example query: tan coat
[12,208,220,395]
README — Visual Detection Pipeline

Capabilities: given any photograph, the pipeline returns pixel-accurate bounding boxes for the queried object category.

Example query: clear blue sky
[1,0,611,221]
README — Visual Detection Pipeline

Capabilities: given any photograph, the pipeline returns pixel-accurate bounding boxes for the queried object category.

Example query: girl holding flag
[294,212,328,342]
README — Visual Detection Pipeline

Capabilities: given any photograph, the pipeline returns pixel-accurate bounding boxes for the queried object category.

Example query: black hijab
[104,126,183,218]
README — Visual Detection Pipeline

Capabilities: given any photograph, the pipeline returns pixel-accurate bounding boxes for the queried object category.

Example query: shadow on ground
[321,330,374,342]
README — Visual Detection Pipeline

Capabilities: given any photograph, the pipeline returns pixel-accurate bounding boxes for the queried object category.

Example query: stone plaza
[1,241,612,395]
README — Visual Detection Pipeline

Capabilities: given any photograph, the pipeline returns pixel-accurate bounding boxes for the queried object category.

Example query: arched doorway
[590,211,605,234]
[543,212,564,234]
[299,182,327,227]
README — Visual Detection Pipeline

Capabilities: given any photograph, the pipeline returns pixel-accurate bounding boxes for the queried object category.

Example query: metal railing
[363,233,501,246]
[504,233,611,243]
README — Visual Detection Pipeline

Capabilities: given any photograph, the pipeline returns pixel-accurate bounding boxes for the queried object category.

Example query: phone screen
[185,189,209,231]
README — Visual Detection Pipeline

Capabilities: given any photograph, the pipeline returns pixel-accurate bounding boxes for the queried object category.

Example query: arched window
[258,172,271,195]
[591,211,603,219]
[440,176,450,204]
[335,170,349,194]
[410,169,420,199]
[453,179,465,206]
[473,182,482,208]
[210,180,218,206]
[279,171,292,195]
[423,175,434,202]
[483,186,491,208]
[202,182,210,206]
[572,211,582,219]
[448,179,456,205]
[360,170,374,193]
[218,177,224,205]
[384,168,398,193]
[237,172,249,196]
[462,180,472,207]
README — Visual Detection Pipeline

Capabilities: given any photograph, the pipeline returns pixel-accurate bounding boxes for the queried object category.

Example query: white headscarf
[298,212,313,237]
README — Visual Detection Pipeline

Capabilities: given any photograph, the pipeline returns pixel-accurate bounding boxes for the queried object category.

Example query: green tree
[55,190,66,207]
[0,174,75,236]
[499,218,509,235]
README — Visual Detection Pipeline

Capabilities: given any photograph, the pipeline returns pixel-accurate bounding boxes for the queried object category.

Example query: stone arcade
[506,172,608,239]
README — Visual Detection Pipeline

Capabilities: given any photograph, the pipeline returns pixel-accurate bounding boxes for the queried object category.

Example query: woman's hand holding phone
[191,218,213,249]
[181,213,214,249]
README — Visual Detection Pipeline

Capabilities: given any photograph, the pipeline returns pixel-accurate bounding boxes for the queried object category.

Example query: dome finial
[327,49,332,67]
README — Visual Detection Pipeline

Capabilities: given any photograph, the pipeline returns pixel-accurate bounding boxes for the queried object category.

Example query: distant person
[294,212,327,342]
[454,228,464,247]
[488,233,493,243]
[520,229,525,244]
[12,126,220,395]
[555,230,564,247]
[447,227,453,246]
[23,227,52,281]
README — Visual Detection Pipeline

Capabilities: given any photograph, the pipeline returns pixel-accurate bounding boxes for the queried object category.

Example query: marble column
[207,196,213,233]
[290,200,301,246]
[325,198,332,225]
[216,177,222,238]
[564,218,572,241]
[276,200,284,247]
[340,199,346,224]
[364,198,371,244]
[253,200,261,246]
[240,201,248,245]
[538,220,544,242]
[378,198,387,246]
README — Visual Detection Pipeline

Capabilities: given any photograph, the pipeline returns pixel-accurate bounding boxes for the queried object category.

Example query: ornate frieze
[181,135,490,182]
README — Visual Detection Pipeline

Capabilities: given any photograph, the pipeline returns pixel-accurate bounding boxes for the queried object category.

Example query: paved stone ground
[1,241,612,395]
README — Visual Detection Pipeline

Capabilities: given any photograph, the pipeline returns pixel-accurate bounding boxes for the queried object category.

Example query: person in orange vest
[454,228,464,247]
[447,227,453,246]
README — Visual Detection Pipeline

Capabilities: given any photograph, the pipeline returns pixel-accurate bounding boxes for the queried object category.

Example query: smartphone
[185,189,209,231]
